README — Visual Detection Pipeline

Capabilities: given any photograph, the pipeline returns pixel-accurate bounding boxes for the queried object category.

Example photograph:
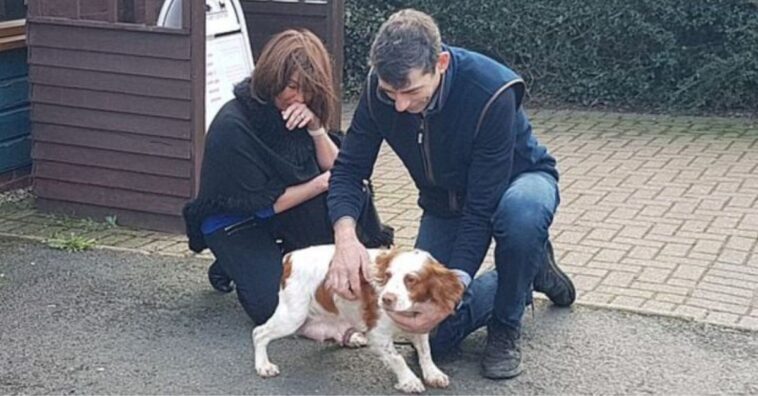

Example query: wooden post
[108,0,118,22]
[27,0,39,18]
[181,0,189,30]
[327,0,344,131]
[142,0,162,25]
[118,0,136,23]
[190,0,205,196]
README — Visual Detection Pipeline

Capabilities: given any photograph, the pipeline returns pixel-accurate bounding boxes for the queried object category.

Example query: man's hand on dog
[328,217,370,300]
[386,301,452,334]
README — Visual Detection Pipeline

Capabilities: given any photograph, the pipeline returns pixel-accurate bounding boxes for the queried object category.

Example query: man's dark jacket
[328,46,558,277]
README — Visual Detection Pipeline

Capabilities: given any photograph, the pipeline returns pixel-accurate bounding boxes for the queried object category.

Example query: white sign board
[157,0,255,131]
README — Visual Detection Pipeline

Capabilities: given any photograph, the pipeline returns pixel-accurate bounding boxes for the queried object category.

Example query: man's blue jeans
[415,171,560,355]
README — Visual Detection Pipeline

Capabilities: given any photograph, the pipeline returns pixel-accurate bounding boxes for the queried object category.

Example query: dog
[252,244,464,393]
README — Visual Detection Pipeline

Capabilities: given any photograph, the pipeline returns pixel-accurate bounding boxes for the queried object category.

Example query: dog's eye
[381,271,392,284]
[404,274,419,287]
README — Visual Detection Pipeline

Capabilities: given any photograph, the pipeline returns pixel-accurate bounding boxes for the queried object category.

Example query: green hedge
[344,0,758,113]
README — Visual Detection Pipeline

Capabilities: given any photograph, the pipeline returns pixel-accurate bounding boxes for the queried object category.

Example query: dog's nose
[381,293,397,307]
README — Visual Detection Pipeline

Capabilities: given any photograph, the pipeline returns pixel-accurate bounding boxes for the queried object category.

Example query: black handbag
[356,179,395,249]
[327,131,394,249]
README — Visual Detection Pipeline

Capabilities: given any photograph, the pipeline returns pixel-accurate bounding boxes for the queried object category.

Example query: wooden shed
[0,1,31,191]
[27,0,345,232]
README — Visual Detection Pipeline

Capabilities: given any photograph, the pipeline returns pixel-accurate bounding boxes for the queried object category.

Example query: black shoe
[481,321,522,380]
[208,260,234,293]
[533,240,575,307]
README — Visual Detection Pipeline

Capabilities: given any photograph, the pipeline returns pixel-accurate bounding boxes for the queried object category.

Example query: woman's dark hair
[251,29,336,127]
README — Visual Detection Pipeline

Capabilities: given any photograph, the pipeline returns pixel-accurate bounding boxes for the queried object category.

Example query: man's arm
[326,88,384,299]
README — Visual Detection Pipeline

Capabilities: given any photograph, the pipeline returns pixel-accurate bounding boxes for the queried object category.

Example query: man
[326,9,575,379]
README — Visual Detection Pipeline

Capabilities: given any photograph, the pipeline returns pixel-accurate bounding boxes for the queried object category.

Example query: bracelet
[308,126,327,137]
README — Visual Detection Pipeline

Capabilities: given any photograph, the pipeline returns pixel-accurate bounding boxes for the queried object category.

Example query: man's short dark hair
[369,9,441,89]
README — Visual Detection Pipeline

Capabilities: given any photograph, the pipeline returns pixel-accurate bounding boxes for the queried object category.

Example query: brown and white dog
[253,244,464,393]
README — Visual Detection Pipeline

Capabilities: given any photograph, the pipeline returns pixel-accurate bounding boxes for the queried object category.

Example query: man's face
[378,68,440,114]
[377,52,450,114]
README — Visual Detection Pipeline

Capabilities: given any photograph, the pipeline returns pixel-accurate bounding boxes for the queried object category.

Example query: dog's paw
[345,331,368,348]
[424,370,449,388]
[256,362,280,378]
[395,377,425,394]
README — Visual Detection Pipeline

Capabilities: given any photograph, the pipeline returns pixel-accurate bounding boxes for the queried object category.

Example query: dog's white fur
[252,245,461,393]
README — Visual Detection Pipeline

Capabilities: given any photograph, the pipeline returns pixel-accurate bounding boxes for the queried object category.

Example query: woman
[183,29,392,324]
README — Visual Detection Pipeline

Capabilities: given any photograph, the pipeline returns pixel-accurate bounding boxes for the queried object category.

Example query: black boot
[533,240,575,307]
[208,260,234,293]
[481,321,522,379]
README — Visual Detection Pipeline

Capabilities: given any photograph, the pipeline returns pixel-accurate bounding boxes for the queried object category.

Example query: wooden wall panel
[79,0,118,22]
[33,142,192,178]
[0,135,31,173]
[35,179,187,215]
[32,104,191,139]
[29,47,192,80]
[32,85,191,119]
[29,65,192,99]
[0,76,28,110]
[27,22,190,59]
[35,161,192,197]
[0,38,30,184]
[0,107,29,141]
[38,0,79,19]
[33,123,191,159]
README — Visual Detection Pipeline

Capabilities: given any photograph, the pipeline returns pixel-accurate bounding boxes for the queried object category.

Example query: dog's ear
[426,260,465,314]
[374,248,397,286]
[408,257,463,313]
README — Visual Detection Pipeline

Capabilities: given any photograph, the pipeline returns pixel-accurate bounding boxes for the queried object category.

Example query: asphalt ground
[1,237,757,395]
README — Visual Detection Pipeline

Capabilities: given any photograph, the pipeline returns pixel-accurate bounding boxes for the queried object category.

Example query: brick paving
[1,104,757,332]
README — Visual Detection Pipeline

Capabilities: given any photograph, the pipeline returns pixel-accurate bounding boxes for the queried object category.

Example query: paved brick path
[1,105,757,332]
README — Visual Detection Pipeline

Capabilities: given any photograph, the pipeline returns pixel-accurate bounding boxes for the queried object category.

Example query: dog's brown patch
[314,282,339,314]
[362,249,394,330]
[360,279,379,330]
[280,253,293,289]
[410,258,465,314]
[374,248,398,286]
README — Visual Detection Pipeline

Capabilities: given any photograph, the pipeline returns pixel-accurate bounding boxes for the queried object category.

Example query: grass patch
[46,233,97,253]
[105,215,119,228]
[46,213,119,233]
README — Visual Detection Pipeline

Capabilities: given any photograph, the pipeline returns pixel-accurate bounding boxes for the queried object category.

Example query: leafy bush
[344,0,758,113]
